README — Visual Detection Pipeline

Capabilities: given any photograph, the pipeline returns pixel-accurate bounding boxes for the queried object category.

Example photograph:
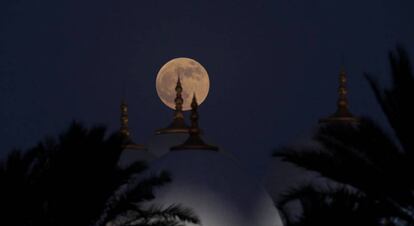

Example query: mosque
[112,58,359,226]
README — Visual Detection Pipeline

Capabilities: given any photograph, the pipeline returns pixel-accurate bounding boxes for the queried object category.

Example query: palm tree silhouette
[0,122,199,226]
[277,184,396,226]
[274,47,414,226]
[0,148,41,226]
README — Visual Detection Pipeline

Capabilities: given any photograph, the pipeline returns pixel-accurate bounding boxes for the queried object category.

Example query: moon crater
[156,57,210,111]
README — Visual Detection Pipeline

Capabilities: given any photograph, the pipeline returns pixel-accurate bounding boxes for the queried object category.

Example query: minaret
[171,93,218,151]
[156,76,189,134]
[120,99,145,149]
[319,67,359,124]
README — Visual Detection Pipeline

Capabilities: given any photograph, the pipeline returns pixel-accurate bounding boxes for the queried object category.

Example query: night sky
[1,0,414,180]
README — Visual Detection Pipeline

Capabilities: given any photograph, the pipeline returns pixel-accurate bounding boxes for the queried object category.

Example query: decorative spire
[171,93,218,151]
[120,99,145,150]
[120,99,131,139]
[156,75,189,134]
[189,94,199,131]
[174,75,185,121]
[319,67,359,124]
[336,68,352,116]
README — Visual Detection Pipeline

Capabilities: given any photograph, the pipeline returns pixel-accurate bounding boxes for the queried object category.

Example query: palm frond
[365,47,414,158]
[277,183,395,226]
[142,204,200,224]
[96,171,172,226]
[274,47,414,226]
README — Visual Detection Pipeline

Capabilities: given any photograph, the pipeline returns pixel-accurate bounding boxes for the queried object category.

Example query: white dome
[265,126,322,200]
[264,126,343,217]
[140,149,284,226]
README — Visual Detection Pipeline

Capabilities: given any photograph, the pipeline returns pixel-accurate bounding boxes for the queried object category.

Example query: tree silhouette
[94,171,199,226]
[0,148,41,226]
[0,122,199,226]
[277,184,395,226]
[274,47,414,226]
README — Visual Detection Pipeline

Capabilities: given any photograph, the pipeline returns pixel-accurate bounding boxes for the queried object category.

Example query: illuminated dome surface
[140,149,284,226]
[265,127,321,200]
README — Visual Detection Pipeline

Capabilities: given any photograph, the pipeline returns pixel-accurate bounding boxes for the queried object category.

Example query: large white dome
[140,149,284,226]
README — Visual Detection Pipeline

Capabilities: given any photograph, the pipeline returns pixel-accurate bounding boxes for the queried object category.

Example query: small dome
[265,126,323,200]
[140,150,284,226]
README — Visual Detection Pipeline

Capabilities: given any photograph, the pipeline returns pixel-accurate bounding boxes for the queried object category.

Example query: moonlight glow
[156,57,210,111]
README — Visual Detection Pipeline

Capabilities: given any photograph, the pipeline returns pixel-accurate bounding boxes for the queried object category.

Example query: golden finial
[120,98,145,150]
[337,68,350,115]
[171,93,218,151]
[189,94,199,132]
[156,75,189,134]
[120,99,131,139]
[319,67,359,124]
[174,75,184,120]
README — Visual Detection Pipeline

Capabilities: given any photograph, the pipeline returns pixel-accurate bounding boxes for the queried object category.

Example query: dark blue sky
[1,0,414,179]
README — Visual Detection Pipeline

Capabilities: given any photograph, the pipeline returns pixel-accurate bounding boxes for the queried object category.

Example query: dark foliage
[278,184,396,226]
[95,171,199,226]
[0,122,199,226]
[274,47,414,226]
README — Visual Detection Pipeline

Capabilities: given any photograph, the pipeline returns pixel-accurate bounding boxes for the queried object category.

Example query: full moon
[156,57,210,111]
